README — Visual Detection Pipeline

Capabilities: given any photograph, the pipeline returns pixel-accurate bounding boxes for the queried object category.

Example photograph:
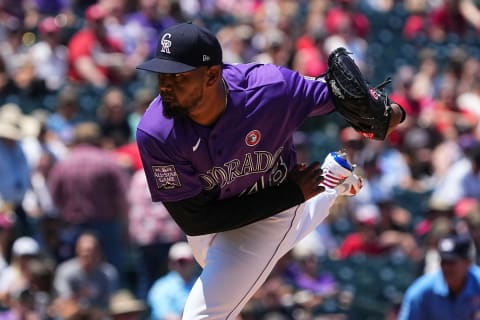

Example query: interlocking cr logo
[160,33,172,54]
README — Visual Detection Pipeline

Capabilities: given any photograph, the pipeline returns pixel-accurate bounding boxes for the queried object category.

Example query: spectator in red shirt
[325,0,369,39]
[389,65,421,119]
[67,4,134,88]
[292,29,327,78]
[428,0,470,41]
[338,204,387,258]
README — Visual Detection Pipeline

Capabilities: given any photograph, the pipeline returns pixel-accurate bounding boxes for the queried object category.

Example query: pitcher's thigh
[182,206,302,320]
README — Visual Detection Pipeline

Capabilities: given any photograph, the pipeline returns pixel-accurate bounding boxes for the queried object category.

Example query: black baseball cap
[438,234,475,261]
[137,22,223,74]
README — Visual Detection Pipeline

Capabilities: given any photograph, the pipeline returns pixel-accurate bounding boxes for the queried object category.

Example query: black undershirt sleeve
[163,179,305,236]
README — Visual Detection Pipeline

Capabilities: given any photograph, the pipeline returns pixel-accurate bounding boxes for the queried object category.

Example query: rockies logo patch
[245,130,261,146]
[152,165,181,190]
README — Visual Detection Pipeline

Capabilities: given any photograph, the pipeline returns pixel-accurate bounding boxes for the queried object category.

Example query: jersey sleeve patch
[152,165,182,190]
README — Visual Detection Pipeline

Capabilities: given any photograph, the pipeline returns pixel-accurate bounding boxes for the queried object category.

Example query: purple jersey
[137,63,334,203]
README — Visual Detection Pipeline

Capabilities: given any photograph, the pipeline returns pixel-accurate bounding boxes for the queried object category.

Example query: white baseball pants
[183,189,339,320]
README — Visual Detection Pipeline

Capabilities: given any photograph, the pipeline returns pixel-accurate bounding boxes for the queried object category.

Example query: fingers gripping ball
[325,47,394,140]
[336,174,363,196]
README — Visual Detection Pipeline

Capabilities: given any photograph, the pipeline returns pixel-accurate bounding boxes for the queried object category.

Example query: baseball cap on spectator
[85,4,107,21]
[354,204,380,225]
[20,114,41,138]
[292,239,316,260]
[424,217,452,246]
[12,236,40,257]
[427,197,453,214]
[137,22,223,74]
[39,17,60,34]
[438,234,475,261]
[415,199,454,237]
[109,290,146,316]
[0,120,21,141]
[0,103,23,141]
[168,241,193,261]
[458,92,480,118]
[0,103,22,121]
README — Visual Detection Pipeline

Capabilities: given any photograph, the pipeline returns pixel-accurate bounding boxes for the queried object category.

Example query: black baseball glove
[324,47,400,140]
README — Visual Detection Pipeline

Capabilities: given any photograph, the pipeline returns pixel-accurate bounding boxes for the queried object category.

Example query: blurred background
[1,0,480,319]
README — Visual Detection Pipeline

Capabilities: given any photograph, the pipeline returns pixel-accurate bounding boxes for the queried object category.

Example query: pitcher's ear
[205,65,221,86]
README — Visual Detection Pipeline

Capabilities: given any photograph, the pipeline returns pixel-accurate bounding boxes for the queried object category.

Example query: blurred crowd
[1,0,480,319]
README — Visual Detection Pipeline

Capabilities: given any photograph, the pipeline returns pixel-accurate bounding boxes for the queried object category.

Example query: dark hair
[57,86,79,109]
[466,143,480,167]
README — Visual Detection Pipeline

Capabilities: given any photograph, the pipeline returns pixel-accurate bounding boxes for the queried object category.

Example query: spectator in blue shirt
[147,241,199,320]
[46,86,85,145]
[0,104,30,206]
[0,104,31,236]
[398,233,480,320]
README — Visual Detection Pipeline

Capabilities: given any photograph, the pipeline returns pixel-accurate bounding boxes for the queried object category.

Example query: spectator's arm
[103,264,120,295]
[53,264,73,298]
[74,56,108,87]
[460,0,480,30]
[148,282,183,320]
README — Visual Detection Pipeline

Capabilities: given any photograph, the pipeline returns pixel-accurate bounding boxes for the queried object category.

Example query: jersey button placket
[210,134,222,156]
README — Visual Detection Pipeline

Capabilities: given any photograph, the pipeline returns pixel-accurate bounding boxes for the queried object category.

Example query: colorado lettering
[199,148,284,190]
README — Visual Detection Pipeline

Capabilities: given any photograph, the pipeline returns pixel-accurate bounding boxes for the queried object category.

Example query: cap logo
[160,33,172,54]
[440,238,454,252]
[203,54,210,62]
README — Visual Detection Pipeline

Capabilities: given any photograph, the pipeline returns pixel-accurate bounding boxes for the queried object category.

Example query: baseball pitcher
[136,22,405,319]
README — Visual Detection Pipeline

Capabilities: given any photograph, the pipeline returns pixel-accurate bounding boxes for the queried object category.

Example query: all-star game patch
[152,165,181,190]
